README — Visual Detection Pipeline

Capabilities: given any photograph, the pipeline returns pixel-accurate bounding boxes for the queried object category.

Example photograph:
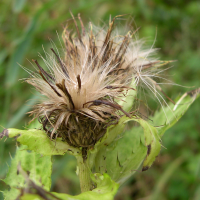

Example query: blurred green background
[0,0,200,199]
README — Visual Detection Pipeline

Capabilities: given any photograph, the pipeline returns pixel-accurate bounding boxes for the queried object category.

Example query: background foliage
[0,0,200,199]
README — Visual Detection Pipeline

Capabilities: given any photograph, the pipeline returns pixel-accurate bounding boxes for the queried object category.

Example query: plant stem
[76,155,92,193]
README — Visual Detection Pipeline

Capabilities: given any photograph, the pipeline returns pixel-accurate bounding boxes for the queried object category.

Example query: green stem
[76,155,92,193]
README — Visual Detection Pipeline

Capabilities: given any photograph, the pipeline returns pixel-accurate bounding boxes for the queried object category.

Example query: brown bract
[27,14,164,155]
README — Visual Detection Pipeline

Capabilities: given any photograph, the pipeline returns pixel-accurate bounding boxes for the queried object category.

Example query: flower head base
[27,14,167,152]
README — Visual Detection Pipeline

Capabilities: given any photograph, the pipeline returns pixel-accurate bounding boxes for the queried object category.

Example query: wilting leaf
[0,128,80,156]
[2,145,52,200]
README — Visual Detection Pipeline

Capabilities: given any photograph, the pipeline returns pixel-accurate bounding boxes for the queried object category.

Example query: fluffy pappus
[26,14,172,156]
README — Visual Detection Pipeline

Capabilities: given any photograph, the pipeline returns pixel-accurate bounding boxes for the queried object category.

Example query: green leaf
[20,173,119,200]
[94,117,161,183]
[153,88,200,137]
[0,128,80,156]
[89,116,130,168]
[95,125,146,184]
[97,88,200,184]
[2,145,52,200]
[134,118,161,172]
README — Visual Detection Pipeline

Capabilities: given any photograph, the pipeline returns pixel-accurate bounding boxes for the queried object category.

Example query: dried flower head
[26,14,172,152]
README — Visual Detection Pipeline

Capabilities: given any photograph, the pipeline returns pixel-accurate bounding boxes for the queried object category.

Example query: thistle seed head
[27,14,165,149]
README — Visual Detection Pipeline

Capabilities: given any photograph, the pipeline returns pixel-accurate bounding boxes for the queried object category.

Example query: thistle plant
[1,14,199,200]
